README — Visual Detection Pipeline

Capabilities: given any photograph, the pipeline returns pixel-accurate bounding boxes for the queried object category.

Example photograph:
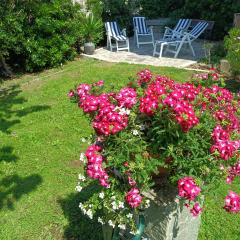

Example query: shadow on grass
[0,146,18,163]
[59,184,103,240]
[0,84,50,133]
[0,174,42,210]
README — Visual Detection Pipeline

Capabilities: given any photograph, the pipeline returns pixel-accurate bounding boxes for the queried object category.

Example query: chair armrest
[165,26,174,32]
[122,28,127,36]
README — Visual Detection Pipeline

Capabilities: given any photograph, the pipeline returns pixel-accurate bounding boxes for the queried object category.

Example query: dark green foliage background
[0,0,102,73]
[94,0,240,40]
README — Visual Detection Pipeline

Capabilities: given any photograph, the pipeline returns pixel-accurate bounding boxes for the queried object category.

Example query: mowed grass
[0,57,239,240]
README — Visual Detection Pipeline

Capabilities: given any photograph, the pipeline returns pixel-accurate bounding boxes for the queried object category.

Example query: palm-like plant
[81,13,103,44]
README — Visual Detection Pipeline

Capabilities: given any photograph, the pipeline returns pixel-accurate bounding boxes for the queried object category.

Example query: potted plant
[81,13,103,55]
[68,69,240,239]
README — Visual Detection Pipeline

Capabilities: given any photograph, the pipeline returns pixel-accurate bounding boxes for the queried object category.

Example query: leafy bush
[225,28,240,75]
[0,0,103,74]
[68,69,240,233]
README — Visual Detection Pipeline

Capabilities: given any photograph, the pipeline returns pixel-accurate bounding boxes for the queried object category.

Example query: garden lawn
[0,57,239,240]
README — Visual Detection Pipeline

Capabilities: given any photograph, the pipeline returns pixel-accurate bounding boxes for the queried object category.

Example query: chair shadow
[58,184,103,240]
[0,84,50,133]
[0,174,42,210]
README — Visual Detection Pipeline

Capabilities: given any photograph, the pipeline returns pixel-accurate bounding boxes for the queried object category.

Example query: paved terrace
[84,31,208,69]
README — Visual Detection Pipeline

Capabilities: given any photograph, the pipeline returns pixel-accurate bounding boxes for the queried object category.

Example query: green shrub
[225,28,240,75]
[1,0,104,74]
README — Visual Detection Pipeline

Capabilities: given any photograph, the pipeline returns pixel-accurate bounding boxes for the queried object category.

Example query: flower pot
[142,186,204,240]
[84,42,95,55]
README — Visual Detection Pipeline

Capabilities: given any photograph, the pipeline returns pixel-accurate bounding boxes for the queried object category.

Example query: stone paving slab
[83,34,208,69]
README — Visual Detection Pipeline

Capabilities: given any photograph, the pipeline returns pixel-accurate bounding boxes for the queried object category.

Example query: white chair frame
[163,19,191,40]
[133,17,154,48]
[105,22,130,52]
[153,21,209,58]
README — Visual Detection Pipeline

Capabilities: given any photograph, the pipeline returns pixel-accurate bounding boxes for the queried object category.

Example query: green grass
[0,58,239,240]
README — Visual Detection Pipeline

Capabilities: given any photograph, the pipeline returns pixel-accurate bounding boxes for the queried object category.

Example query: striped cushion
[189,21,208,38]
[105,22,126,41]
[112,35,127,41]
[174,19,191,32]
[133,17,150,35]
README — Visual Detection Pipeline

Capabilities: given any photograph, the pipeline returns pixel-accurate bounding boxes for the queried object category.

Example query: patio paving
[83,32,208,69]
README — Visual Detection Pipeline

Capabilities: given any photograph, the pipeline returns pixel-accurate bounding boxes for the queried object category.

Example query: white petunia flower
[111,201,118,210]
[81,138,86,142]
[76,184,82,192]
[79,153,86,162]
[99,192,105,199]
[126,213,133,219]
[108,220,115,228]
[145,199,151,208]
[78,174,86,181]
[118,224,126,230]
[132,130,139,136]
[98,217,104,224]
[125,109,131,115]
[86,209,93,219]
[118,201,124,209]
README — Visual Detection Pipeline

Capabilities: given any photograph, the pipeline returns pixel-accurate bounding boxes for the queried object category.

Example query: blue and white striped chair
[153,21,209,58]
[133,17,154,48]
[163,19,191,40]
[105,21,129,52]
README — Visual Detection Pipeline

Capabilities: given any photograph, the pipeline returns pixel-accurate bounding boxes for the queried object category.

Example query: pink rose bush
[69,69,240,233]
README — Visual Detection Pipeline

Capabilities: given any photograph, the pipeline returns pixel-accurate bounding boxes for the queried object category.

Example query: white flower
[98,217,104,224]
[145,199,151,208]
[125,109,131,115]
[118,201,124,209]
[111,201,118,210]
[86,209,93,219]
[118,224,126,230]
[76,184,82,192]
[81,138,86,142]
[78,174,86,181]
[108,220,115,228]
[79,153,86,162]
[79,203,86,214]
[126,213,133,219]
[99,192,105,199]
[132,130,139,136]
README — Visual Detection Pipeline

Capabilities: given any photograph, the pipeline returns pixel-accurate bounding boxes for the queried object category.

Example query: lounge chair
[105,21,129,52]
[153,21,209,58]
[163,19,191,40]
[133,17,154,48]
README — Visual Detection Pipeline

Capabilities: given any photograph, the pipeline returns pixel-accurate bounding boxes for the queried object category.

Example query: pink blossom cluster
[178,177,201,201]
[115,87,137,109]
[226,161,240,184]
[85,144,110,188]
[224,191,240,213]
[178,177,202,216]
[93,103,128,135]
[190,202,203,217]
[211,125,240,160]
[137,69,152,85]
[126,188,142,208]
[140,75,200,131]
